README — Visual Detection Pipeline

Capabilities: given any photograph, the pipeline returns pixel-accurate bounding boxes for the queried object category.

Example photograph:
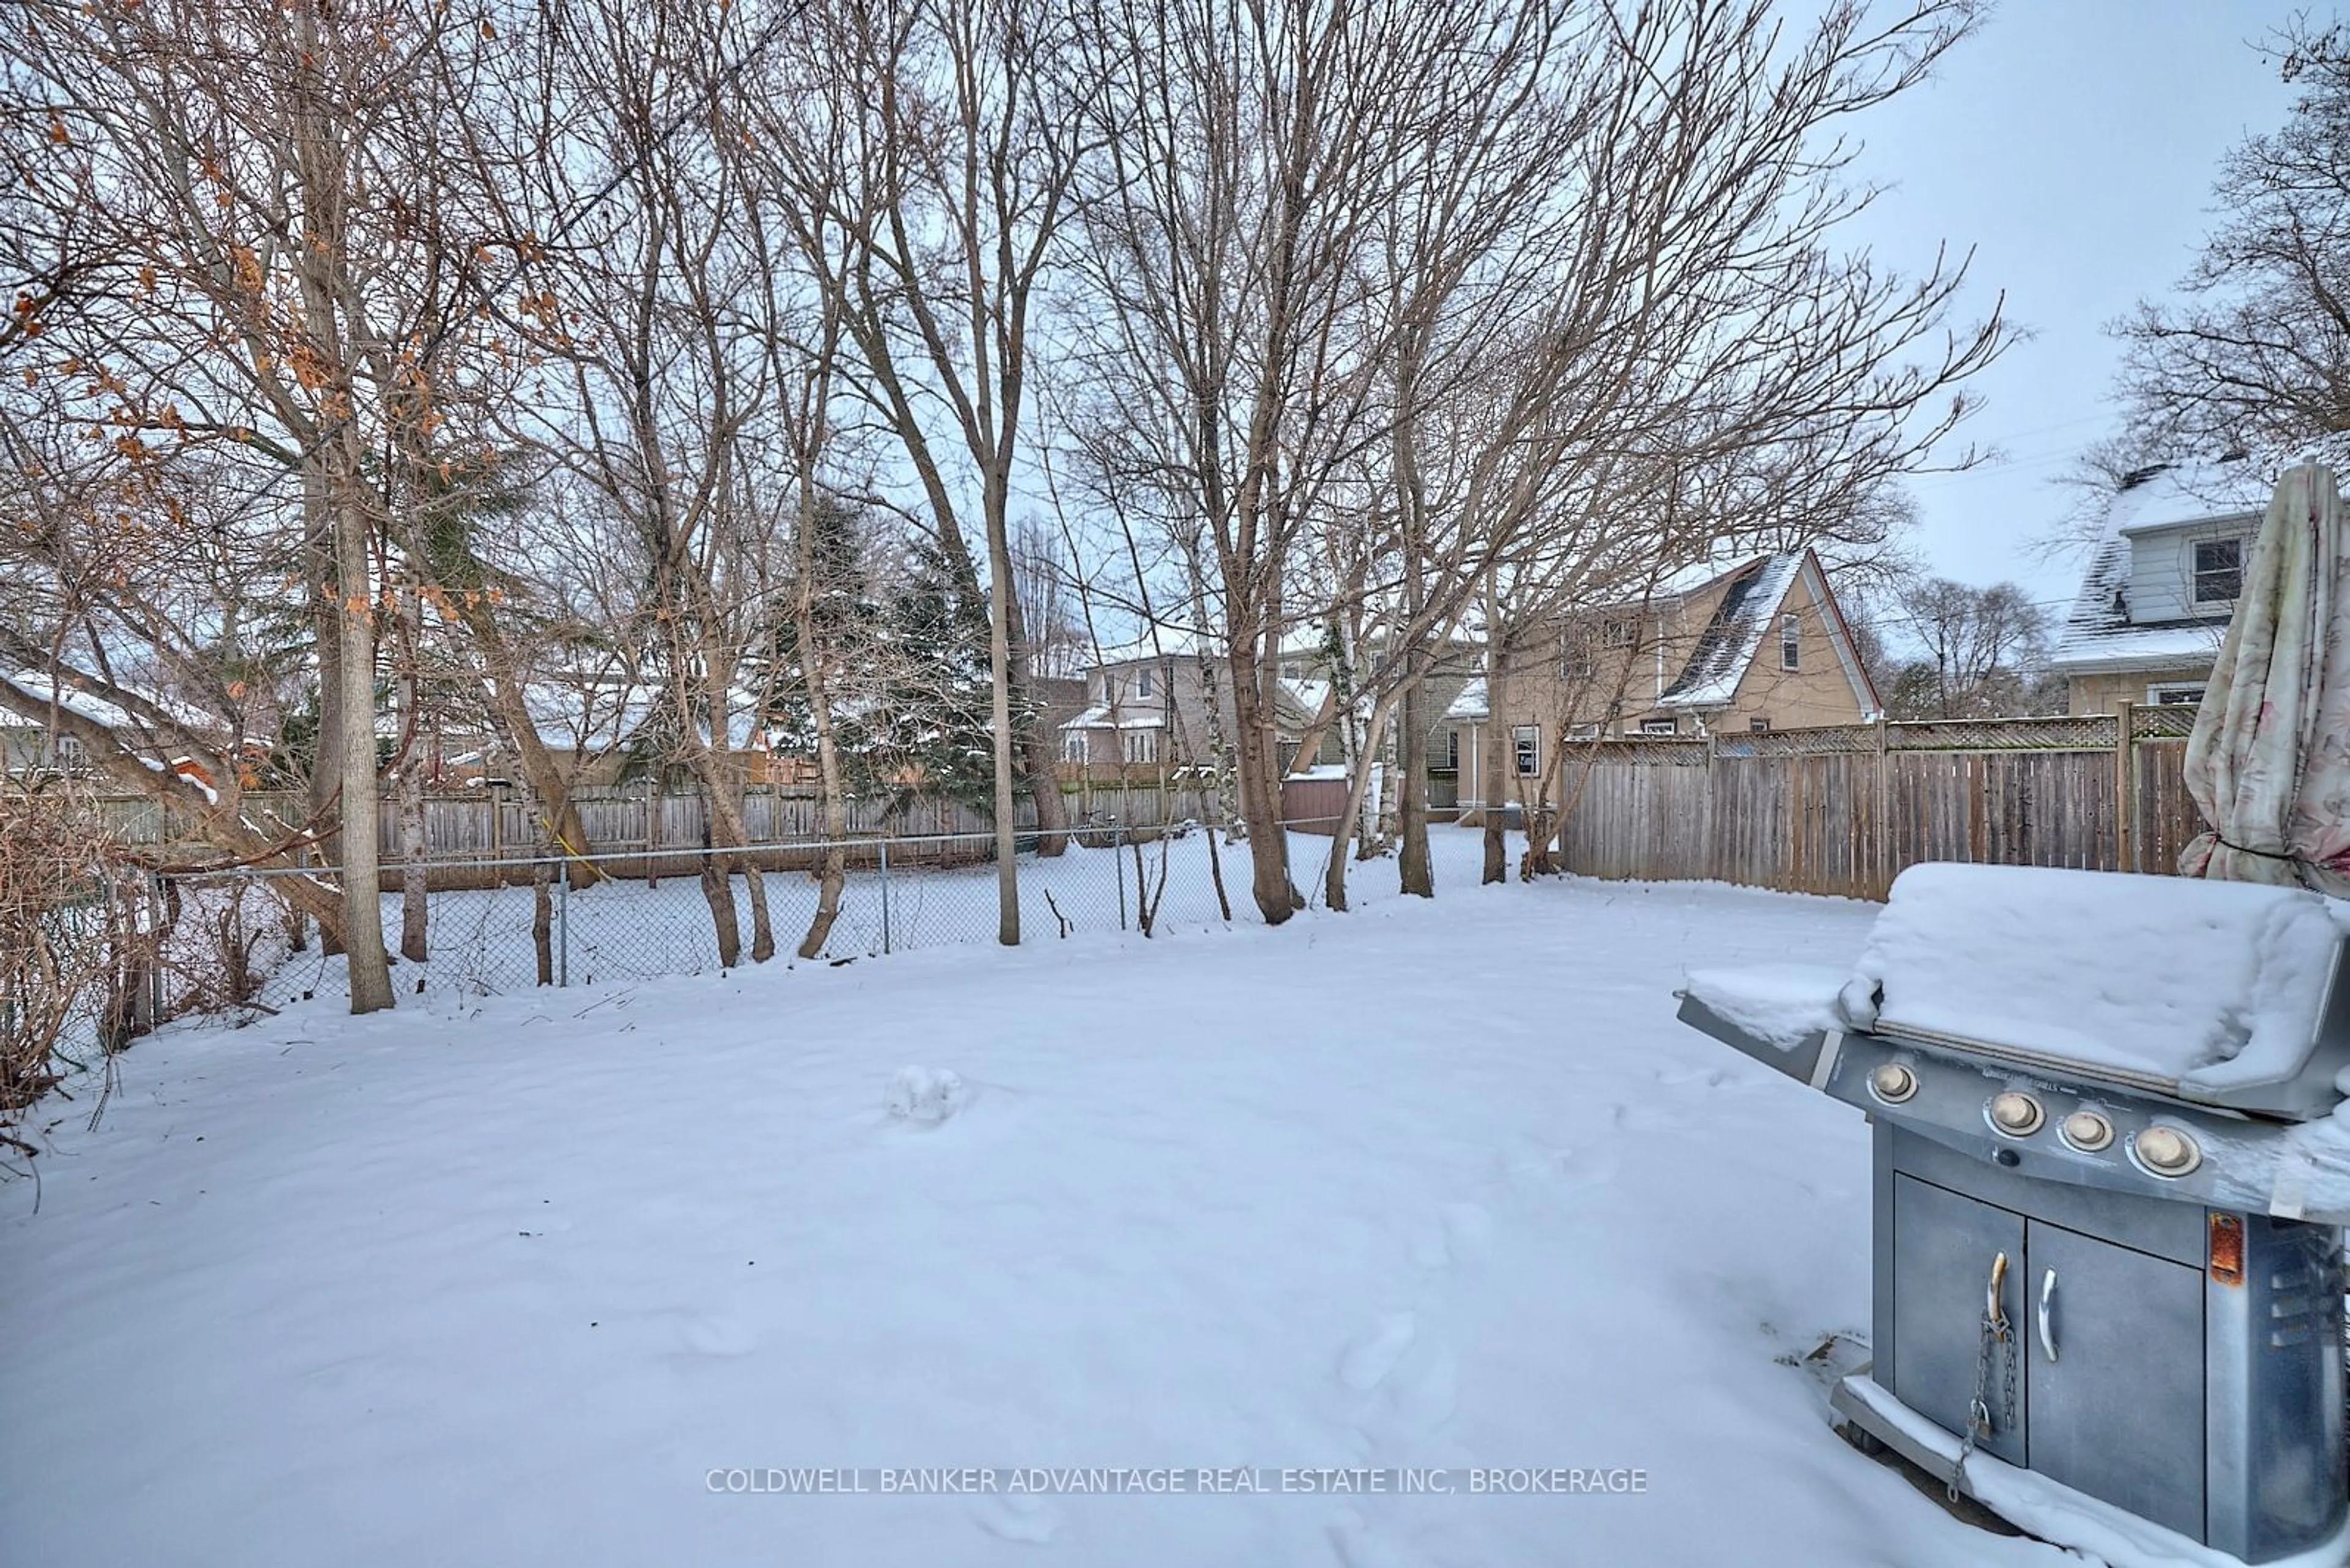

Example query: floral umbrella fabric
[2181,463,2350,895]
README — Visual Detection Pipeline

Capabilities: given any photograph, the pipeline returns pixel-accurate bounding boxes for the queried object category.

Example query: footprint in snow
[886,1066,971,1127]
[1340,1312,1417,1392]
[974,1491,1062,1544]
[1392,1343,1457,1433]
[1328,1512,1433,1568]
[1440,1202,1494,1261]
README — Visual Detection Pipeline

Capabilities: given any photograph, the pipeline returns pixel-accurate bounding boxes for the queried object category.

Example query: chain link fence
[156,816,1362,1015]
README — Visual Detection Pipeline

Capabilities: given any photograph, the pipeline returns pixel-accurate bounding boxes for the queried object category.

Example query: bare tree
[2113,18,2350,472]
[1881,577,2057,719]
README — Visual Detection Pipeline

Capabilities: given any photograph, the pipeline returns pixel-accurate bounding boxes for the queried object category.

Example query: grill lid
[1840,864,2350,1119]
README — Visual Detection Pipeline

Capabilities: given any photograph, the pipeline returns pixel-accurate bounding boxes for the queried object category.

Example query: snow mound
[1855,864,2349,1086]
[1682,965,1847,1049]
[885,1066,969,1126]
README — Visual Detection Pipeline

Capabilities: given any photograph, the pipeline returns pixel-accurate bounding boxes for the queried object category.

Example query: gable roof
[2047,463,2262,676]
[1646,550,1879,719]
[2047,534,2231,674]
[1653,554,1805,709]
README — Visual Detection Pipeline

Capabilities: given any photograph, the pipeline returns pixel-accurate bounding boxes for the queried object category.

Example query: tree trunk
[307,472,346,956]
[396,597,428,964]
[332,565,392,1012]
[531,860,554,987]
[1481,711,1510,886]
[696,797,743,969]
[1398,673,1433,897]
[987,486,1021,946]
[1227,626,1297,923]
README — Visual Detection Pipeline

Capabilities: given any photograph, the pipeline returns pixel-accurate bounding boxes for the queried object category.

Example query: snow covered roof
[2047,535,2231,674]
[2103,461,2267,537]
[2,668,212,737]
[1059,704,1167,731]
[2045,463,2268,676]
[1444,678,1488,723]
[1654,554,1806,710]
[1089,621,1326,670]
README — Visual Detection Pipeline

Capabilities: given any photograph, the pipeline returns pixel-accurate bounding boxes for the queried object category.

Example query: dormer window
[2193,539,2242,606]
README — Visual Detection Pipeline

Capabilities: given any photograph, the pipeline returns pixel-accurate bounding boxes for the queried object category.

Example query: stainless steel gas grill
[1677,862,2350,1564]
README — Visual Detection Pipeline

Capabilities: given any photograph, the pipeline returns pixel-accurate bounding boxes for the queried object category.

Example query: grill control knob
[1869,1063,1918,1103]
[2133,1126,2203,1178]
[2059,1110,2115,1152]
[1988,1092,2045,1137]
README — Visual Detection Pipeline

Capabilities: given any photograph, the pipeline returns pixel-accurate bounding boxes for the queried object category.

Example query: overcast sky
[1847,1,2301,614]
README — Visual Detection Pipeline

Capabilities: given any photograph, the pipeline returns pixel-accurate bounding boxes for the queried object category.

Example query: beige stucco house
[1441,550,1879,816]
[2049,465,2266,715]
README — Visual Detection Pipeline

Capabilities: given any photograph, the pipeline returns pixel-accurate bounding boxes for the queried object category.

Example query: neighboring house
[1059,626,1477,785]
[1449,549,1879,815]
[1058,625,1318,781]
[0,668,241,791]
[2049,464,2267,715]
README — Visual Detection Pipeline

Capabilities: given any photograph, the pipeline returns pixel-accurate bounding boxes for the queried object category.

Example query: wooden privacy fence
[89,780,1215,865]
[1552,706,2208,902]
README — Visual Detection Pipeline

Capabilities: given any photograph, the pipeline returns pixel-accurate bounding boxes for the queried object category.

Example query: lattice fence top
[2132,706,2198,741]
[1715,724,1879,758]
[1883,714,2119,752]
[1558,737,1710,767]
[1554,709,2198,763]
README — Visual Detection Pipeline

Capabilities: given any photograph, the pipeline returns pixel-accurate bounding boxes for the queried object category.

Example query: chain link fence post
[879,835,892,955]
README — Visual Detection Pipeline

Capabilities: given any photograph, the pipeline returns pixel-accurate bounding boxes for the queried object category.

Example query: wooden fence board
[1551,715,2209,902]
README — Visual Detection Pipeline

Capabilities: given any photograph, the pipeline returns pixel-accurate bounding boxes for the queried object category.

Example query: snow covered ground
[1,830,2081,1567]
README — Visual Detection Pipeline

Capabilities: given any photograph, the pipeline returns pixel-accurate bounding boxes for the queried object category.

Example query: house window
[1602,616,1636,649]
[2148,682,2206,707]
[1123,730,1158,764]
[1640,717,1677,735]
[53,734,84,767]
[1443,729,1460,772]
[2193,539,2242,605]
[1062,731,1089,764]
[1281,660,1304,682]
[1566,723,1602,741]
[1779,612,1800,671]
[1749,715,1770,733]
[1512,724,1539,777]
[1562,632,1594,681]
[1137,667,1154,698]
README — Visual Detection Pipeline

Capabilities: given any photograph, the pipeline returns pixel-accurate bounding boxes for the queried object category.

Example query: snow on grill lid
[1846,864,2350,1090]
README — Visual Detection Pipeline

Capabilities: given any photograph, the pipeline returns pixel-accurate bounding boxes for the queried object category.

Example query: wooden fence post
[2114,700,2136,874]
[1873,717,1890,899]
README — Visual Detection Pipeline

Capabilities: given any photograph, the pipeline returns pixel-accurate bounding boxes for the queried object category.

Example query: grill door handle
[2038,1267,2058,1363]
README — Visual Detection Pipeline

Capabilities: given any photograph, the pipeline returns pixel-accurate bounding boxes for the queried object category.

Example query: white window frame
[2147,681,2206,707]
[1561,630,1595,681]
[1639,717,1677,736]
[1512,723,1539,777]
[1443,729,1460,772]
[1778,612,1800,671]
[1122,729,1158,765]
[1062,731,1089,764]
[2191,538,2243,608]
[1602,616,1636,650]
[1565,723,1602,742]
[1748,715,1770,733]
[1137,666,1154,698]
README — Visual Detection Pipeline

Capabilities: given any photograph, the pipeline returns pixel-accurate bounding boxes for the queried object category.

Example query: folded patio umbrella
[2180,463,2350,894]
